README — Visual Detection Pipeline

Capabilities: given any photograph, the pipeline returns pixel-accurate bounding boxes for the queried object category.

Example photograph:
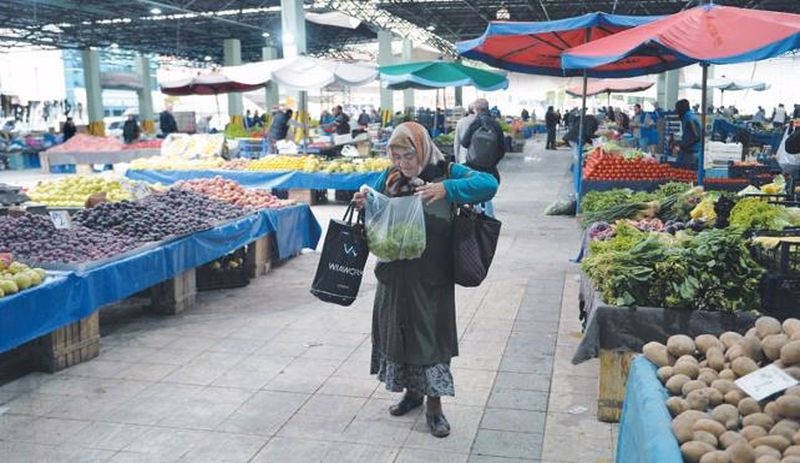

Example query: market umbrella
[224,56,377,91]
[379,60,508,134]
[455,12,663,203]
[566,78,654,105]
[160,71,268,121]
[562,4,800,184]
[680,78,770,106]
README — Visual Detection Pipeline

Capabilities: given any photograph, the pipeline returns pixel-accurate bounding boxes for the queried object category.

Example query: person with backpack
[460,98,505,183]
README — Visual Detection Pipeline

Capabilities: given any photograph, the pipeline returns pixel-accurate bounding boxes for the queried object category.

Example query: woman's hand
[415,182,447,205]
[352,191,367,209]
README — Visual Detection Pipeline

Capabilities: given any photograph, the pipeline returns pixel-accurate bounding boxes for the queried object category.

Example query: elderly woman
[354,122,498,438]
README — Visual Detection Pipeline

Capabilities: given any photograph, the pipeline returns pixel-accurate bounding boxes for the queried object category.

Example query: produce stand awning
[681,78,770,92]
[0,205,320,354]
[160,72,267,96]
[126,169,382,191]
[224,57,378,91]
[565,78,654,98]
[378,60,508,91]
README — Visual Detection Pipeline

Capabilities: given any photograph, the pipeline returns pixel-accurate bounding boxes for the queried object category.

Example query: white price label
[48,211,72,230]
[735,364,799,401]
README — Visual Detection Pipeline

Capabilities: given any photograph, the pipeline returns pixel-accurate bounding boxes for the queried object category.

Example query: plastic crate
[23,152,41,169]
[49,164,76,174]
[7,153,25,170]
[759,275,800,317]
[751,230,800,276]
[196,247,250,291]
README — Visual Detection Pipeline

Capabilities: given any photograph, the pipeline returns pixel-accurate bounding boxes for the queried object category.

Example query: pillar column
[656,72,667,108]
[81,48,104,136]
[378,30,394,119]
[262,46,280,114]
[664,69,680,111]
[281,0,308,144]
[401,39,414,112]
[454,87,463,108]
[224,39,244,126]
[136,55,155,134]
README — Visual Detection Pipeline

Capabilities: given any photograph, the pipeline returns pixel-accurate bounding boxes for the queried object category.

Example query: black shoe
[389,395,423,416]
[426,413,451,438]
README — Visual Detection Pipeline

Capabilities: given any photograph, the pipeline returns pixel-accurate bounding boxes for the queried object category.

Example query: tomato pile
[583,148,696,182]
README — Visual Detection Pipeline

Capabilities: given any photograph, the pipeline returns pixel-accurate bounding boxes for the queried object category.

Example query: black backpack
[467,119,502,169]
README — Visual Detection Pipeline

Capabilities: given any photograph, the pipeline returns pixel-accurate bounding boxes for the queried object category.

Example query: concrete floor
[0,140,615,462]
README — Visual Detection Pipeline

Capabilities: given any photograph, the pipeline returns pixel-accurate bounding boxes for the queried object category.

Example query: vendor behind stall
[122,115,140,144]
[672,99,701,168]
[332,105,351,135]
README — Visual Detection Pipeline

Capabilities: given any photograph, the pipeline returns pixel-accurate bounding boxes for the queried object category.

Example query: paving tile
[164,335,221,352]
[112,362,179,382]
[480,408,546,434]
[540,412,613,463]
[322,442,398,462]
[2,392,63,416]
[178,431,268,462]
[0,415,91,445]
[488,388,549,412]
[66,422,151,451]
[468,455,538,463]
[472,429,543,460]
[263,372,330,394]
[161,364,228,386]
[499,354,554,375]
[396,448,469,463]
[318,376,379,398]
[121,427,211,461]
[403,404,484,454]
[0,441,116,463]
[217,390,309,436]
[493,372,550,393]
[250,436,330,463]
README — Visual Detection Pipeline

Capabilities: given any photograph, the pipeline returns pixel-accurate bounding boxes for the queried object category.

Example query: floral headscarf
[385,122,446,195]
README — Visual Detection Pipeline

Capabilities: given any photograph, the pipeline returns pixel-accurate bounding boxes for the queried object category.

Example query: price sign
[48,211,72,230]
[735,364,799,401]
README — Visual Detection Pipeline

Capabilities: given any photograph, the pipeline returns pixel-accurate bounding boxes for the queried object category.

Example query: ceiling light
[262,32,270,38]
[204,55,212,61]
[496,6,510,20]
[110,42,119,49]
[426,25,435,31]
[149,7,162,15]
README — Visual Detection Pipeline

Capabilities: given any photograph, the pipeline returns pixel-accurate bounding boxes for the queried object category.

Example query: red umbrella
[562,4,800,184]
[565,79,654,98]
[160,72,266,96]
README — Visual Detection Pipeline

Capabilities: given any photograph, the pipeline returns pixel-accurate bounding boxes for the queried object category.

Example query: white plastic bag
[777,127,800,169]
[362,185,426,261]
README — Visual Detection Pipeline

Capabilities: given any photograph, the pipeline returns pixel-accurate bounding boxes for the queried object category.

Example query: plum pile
[0,214,141,264]
[73,188,250,241]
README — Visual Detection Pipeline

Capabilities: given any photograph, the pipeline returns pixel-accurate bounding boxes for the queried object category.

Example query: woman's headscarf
[385,122,446,195]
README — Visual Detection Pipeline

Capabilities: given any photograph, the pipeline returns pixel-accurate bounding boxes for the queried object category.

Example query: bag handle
[343,201,365,226]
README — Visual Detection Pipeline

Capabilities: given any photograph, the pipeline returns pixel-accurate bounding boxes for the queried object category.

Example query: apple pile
[0,259,46,297]
[175,177,295,210]
[72,189,251,241]
[0,213,141,264]
[27,177,134,207]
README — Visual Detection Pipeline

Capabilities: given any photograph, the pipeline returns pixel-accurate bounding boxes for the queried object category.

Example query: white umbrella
[680,78,770,106]
[223,56,377,91]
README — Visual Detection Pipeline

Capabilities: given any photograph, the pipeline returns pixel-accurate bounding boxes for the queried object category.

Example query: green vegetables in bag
[367,223,426,260]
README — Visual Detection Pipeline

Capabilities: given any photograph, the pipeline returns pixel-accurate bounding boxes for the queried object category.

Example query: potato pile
[643,317,800,463]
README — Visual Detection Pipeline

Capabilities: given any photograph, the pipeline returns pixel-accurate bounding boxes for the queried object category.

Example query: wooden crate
[149,268,197,315]
[247,235,274,278]
[33,312,100,372]
[597,349,635,423]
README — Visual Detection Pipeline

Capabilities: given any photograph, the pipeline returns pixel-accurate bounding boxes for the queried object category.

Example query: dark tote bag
[452,205,501,287]
[310,204,368,306]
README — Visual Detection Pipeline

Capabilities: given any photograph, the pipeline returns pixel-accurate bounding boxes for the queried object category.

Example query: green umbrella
[378,60,508,91]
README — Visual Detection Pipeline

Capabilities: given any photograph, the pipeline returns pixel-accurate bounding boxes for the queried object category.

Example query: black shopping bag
[310,204,368,306]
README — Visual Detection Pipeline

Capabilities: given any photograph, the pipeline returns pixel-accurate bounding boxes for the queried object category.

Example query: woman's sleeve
[443,164,498,204]
[369,168,389,192]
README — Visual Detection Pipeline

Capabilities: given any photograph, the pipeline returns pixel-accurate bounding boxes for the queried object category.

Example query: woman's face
[390,146,421,178]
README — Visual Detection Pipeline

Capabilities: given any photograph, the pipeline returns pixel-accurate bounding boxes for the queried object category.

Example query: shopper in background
[122,114,140,144]
[521,108,530,122]
[351,121,498,439]
[357,109,371,127]
[320,109,334,127]
[332,105,351,135]
[252,111,263,128]
[62,117,77,141]
[754,106,766,123]
[773,103,788,128]
[672,99,702,168]
[269,108,292,142]
[545,106,559,150]
[630,104,650,150]
[197,115,212,134]
[461,98,505,182]
[453,104,476,163]
[159,105,178,137]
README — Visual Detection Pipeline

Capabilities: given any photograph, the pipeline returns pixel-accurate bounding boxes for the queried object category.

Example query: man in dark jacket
[461,98,505,182]
[269,108,292,141]
[62,117,77,141]
[357,109,371,127]
[159,106,178,137]
[332,105,351,135]
[545,106,559,150]
[122,115,140,144]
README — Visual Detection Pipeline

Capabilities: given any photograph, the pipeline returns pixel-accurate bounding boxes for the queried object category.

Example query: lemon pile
[28,177,134,207]
[247,155,313,171]
[0,261,46,297]
[129,157,225,170]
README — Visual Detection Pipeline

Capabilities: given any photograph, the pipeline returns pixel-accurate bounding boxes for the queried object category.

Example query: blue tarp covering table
[0,205,320,354]
[712,119,784,151]
[126,169,382,191]
[616,355,682,463]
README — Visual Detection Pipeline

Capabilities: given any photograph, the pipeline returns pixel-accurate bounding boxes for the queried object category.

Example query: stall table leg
[597,349,635,423]
[149,269,196,315]
[33,312,100,372]
[248,235,273,278]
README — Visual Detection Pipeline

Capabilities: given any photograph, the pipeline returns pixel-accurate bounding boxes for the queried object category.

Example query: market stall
[39,134,161,171]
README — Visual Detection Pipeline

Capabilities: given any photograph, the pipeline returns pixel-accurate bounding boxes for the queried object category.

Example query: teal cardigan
[370,163,498,205]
